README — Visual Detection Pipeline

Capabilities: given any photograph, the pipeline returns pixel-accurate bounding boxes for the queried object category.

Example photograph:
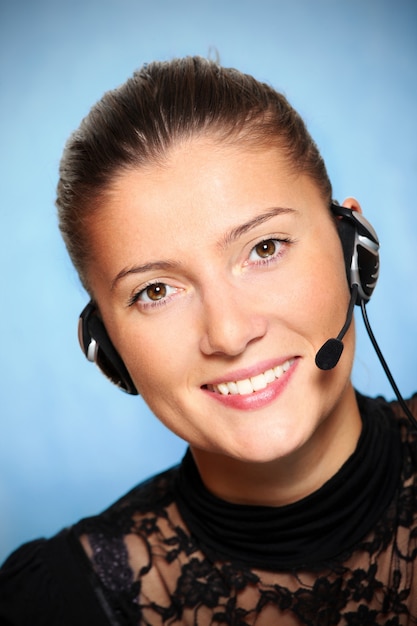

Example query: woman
[1,56,416,625]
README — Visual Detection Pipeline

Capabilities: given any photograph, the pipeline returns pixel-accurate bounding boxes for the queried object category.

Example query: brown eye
[254,239,277,258]
[130,281,177,308]
[146,283,167,301]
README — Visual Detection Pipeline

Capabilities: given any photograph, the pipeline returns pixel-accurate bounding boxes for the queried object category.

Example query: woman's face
[86,138,358,464]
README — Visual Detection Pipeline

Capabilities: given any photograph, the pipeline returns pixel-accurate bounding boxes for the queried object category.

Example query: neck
[191,385,362,507]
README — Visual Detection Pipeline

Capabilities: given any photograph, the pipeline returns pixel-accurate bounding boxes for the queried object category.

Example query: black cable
[337,284,358,341]
[360,299,417,431]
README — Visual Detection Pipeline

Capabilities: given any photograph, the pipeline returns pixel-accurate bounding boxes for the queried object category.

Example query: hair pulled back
[57,56,331,292]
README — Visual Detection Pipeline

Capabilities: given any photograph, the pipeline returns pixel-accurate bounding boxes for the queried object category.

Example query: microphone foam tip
[315,339,344,370]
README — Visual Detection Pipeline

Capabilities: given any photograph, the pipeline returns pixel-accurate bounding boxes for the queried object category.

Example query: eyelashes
[128,236,294,310]
[127,281,179,308]
[247,237,291,265]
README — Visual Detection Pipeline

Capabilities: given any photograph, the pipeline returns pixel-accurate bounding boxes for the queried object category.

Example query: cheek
[284,245,351,345]
[115,319,191,399]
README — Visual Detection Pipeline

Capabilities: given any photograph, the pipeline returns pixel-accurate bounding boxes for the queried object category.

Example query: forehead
[102,138,308,221]
[87,139,325,275]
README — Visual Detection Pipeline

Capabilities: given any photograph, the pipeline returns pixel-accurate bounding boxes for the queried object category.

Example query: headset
[78,302,138,395]
[78,203,417,428]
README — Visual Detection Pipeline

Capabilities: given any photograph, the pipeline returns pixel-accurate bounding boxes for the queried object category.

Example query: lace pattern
[75,396,417,625]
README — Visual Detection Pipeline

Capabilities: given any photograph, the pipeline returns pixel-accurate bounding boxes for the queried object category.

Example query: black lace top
[1,393,417,626]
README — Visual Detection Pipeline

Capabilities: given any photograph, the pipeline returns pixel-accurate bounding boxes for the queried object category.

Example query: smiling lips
[206,359,294,396]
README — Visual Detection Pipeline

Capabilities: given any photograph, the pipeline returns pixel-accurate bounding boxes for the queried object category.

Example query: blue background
[1,0,416,563]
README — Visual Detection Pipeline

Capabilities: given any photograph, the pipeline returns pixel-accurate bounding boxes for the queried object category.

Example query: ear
[341,197,363,214]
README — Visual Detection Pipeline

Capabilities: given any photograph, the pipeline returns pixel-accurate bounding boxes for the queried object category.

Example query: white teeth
[217,383,230,396]
[274,364,284,378]
[251,373,267,391]
[264,368,275,383]
[212,359,293,396]
[236,379,254,395]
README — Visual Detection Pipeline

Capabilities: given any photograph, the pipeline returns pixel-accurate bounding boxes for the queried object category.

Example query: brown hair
[56,56,332,292]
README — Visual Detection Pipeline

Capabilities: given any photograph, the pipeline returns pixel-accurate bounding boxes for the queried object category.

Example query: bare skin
[86,136,362,507]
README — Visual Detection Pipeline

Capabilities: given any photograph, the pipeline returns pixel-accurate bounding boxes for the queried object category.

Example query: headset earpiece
[78,302,138,395]
[329,205,417,429]
[331,203,380,304]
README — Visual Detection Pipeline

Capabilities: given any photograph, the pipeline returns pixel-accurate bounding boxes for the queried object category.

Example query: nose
[198,282,268,357]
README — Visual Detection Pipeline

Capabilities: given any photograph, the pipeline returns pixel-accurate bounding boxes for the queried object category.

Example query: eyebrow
[111,260,180,290]
[111,206,296,290]
[218,206,296,249]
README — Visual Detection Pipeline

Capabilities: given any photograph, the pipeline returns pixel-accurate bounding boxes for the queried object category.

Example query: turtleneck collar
[175,394,402,570]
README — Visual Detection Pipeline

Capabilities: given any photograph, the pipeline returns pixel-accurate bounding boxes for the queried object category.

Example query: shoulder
[358,391,417,435]
[0,465,181,625]
[0,530,112,625]
[388,392,417,427]
[382,392,417,456]
[71,464,183,621]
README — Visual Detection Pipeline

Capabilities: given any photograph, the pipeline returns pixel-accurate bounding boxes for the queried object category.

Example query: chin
[219,427,310,465]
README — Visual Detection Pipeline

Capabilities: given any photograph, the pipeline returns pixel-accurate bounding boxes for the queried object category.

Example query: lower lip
[202,359,299,411]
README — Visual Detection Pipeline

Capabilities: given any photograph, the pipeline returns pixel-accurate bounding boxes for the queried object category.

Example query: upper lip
[202,356,297,387]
